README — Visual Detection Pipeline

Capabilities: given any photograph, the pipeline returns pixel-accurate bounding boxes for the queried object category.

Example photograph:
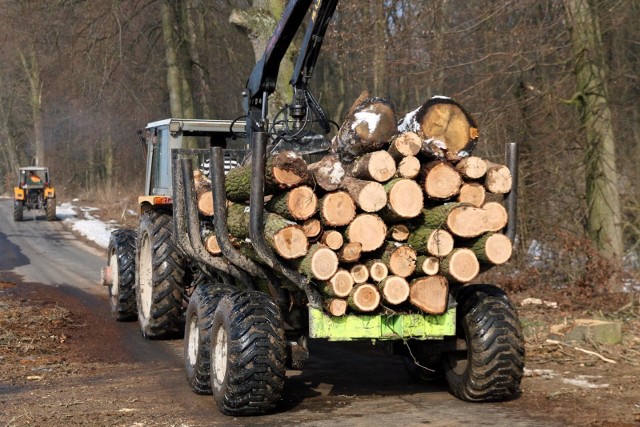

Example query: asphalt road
[0,198,559,426]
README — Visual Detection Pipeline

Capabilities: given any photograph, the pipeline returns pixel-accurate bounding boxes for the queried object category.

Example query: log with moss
[407,226,454,257]
[339,176,387,213]
[439,248,480,283]
[348,283,381,312]
[381,178,424,221]
[345,213,387,252]
[366,259,389,282]
[419,161,463,200]
[319,191,357,226]
[293,243,339,280]
[416,203,488,238]
[415,255,439,276]
[380,242,417,278]
[265,185,318,221]
[226,203,308,259]
[224,150,308,202]
[409,275,449,314]
[463,232,512,265]
[378,276,410,305]
[320,269,354,297]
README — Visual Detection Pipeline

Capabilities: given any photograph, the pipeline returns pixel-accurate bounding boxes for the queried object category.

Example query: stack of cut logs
[196,94,513,317]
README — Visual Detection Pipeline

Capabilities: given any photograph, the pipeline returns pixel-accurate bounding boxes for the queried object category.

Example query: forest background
[0,0,638,292]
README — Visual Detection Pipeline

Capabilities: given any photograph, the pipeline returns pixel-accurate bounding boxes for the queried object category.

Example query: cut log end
[326,269,354,297]
[409,276,449,314]
[197,192,215,217]
[348,283,381,312]
[389,132,422,159]
[455,156,487,179]
[287,186,318,220]
[273,226,309,259]
[350,264,369,284]
[485,163,513,194]
[422,161,463,200]
[351,150,397,182]
[346,214,387,252]
[427,229,455,257]
[320,191,356,226]
[483,201,508,232]
[388,224,410,242]
[417,255,440,276]
[481,233,513,265]
[379,276,410,305]
[337,242,363,263]
[442,248,480,283]
[368,260,389,282]
[458,182,486,208]
[301,218,323,239]
[325,298,348,317]
[397,156,421,179]
[320,230,344,250]
[383,243,417,278]
[386,179,424,220]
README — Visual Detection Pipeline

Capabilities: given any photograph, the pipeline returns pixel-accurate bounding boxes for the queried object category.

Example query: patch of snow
[58,201,116,249]
[397,108,420,133]
[432,95,452,100]
[426,138,447,150]
[457,151,470,158]
[352,112,381,133]
[320,163,345,184]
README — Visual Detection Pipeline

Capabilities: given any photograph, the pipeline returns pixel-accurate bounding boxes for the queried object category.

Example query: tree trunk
[19,48,44,166]
[564,0,624,265]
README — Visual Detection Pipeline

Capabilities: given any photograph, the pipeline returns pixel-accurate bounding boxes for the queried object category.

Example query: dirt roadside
[1,276,639,426]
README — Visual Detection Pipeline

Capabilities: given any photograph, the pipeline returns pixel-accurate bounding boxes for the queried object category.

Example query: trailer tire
[444,284,525,402]
[107,229,137,321]
[184,283,235,395]
[46,197,56,221]
[136,209,186,338]
[210,291,286,416]
[14,201,23,222]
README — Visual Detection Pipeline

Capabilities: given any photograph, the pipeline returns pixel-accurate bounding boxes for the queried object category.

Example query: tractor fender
[13,187,25,201]
[45,187,55,198]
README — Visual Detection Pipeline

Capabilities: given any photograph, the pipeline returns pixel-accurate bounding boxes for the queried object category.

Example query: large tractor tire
[107,229,138,321]
[210,291,286,416]
[444,284,525,402]
[14,201,23,222]
[46,197,56,221]
[136,209,186,339]
[184,283,236,395]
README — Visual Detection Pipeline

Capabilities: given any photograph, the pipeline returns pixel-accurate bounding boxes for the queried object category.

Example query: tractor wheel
[184,283,235,395]
[107,229,138,321]
[444,284,525,402]
[46,197,56,221]
[13,201,24,222]
[210,291,286,416]
[136,209,186,339]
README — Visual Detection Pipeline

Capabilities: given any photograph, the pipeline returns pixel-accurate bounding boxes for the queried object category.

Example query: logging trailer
[101,0,525,416]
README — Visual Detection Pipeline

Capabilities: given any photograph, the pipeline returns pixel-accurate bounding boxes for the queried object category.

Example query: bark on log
[415,255,439,276]
[345,213,387,252]
[349,150,397,182]
[396,156,421,179]
[308,154,346,192]
[484,161,512,194]
[483,201,508,232]
[381,178,424,221]
[464,232,512,265]
[265,185,318,221]
[388,132,422,160]
[380,242,417,278]
[457,182,486,207]
[334,97,398,162]
[366,259,389,282]
[378,276,410,305]
[455,156,487,179]
[325,298,348,316]
[227,204,308,259]
[348,283,381,312]
[420,161,463,200]
[387,224,410,242]
[337,242,363,263]
[225,151,308,202]
[320,230,344,250]
[301,218,323,240]
[417,203,488,238]
[398,97,479,161]
[320,269,354,297]
[440,248,480,283]
[339,176,387,213]
[319,191,356,226]
[350,264,369,284]
[407,227,454,257]
[294,243,339,280]
[409,275,449,314]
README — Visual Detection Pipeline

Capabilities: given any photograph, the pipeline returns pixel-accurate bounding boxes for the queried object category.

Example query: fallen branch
[545,339,617,364]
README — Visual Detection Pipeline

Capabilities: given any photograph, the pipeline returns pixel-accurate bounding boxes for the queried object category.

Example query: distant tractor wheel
[444,284,525,402]
[107,229,138,321]
[14,201,24,222]
[135,209,186,339]
[184,283,235,395]
[210,291,286,416]
[46,197,56,221]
